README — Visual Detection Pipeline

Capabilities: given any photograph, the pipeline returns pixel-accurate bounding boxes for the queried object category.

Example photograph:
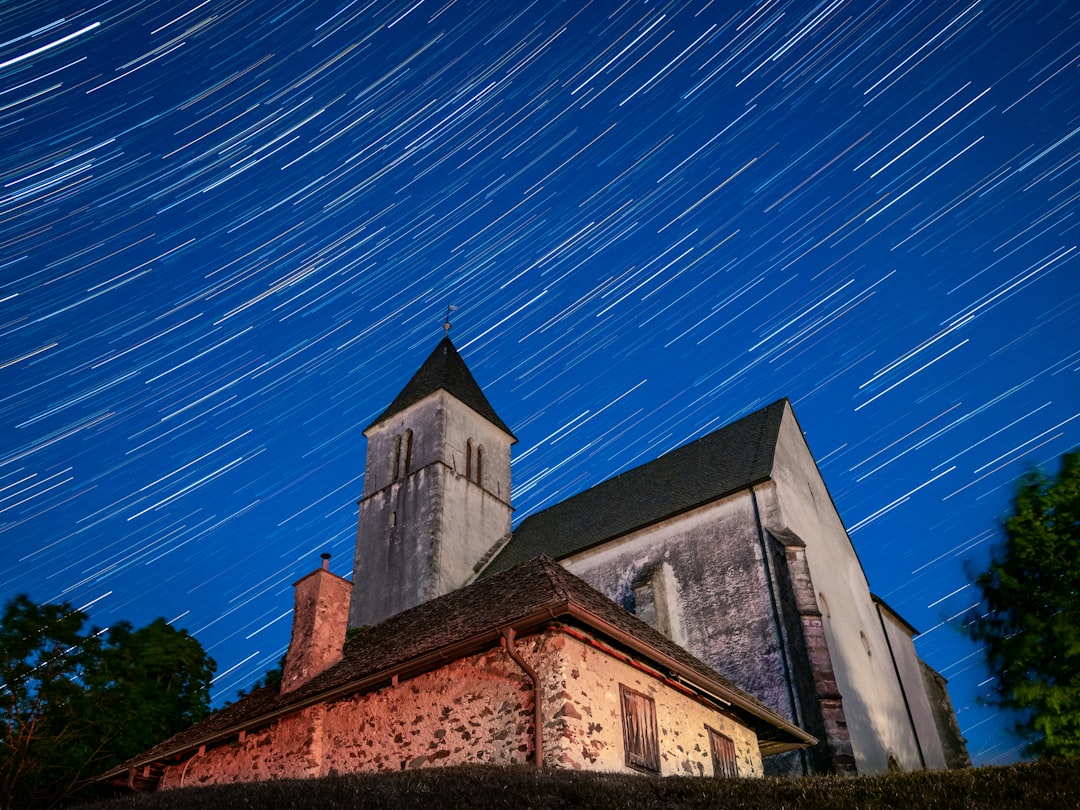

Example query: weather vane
[443,304,459,336]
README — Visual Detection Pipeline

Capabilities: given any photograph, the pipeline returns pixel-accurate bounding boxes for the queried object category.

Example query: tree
[965,449,1080,758]
[0,596,215,808]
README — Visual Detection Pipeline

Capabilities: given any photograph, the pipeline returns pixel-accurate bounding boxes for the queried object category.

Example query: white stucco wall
[877,605,947,768]
[764,404,928,772]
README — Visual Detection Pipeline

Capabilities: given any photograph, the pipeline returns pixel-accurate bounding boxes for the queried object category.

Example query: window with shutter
[620,685,660,773]
[708,727,738,778]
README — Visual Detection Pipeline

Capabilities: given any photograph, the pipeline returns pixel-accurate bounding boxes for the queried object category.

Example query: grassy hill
[83,759,1078,809]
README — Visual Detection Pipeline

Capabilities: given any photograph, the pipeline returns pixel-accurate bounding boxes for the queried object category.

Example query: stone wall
[160,627,765,790]
[540,629,763,777]
[161,645,533,789]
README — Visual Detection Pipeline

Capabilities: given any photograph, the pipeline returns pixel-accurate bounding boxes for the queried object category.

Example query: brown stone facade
[160,627,764,789]
[281,559,352,694]
[782,540,856,775]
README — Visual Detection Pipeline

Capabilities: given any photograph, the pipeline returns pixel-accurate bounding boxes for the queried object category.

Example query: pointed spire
[367,336,515,439]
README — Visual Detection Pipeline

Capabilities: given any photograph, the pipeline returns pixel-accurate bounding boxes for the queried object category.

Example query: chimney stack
[280,553,353,694]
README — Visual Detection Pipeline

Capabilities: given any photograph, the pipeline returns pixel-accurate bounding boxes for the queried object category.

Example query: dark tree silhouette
[965,449,1080,758]
[0,595,214,807]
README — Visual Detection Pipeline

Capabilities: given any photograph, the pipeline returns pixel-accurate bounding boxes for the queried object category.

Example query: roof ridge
[533,554,571,602]
[485,400,789,575]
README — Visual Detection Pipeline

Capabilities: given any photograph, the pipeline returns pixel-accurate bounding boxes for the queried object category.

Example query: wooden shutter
[708,727,738,778]
[620,686,660,773]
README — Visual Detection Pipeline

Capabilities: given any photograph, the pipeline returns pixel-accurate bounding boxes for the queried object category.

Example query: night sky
[3,0,1077,767]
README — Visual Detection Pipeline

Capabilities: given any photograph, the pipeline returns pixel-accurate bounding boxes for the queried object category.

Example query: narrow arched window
[465,439,473,480]
[403,429,413,476]
[391,434,402,481]
[475,445,484,486]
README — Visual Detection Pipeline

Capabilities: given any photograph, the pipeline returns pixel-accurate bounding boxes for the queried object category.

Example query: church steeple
[368,336,514,438]
[348,336,515,629]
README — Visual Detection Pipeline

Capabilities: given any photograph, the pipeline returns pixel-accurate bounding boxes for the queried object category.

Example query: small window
[403,429,413,476]
[708,727,737,778]
[464,439,483,485]
[620,685,660,773]
[391,434,402,480]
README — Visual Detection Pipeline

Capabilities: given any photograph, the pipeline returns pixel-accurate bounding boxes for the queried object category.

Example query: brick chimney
[281,553,352,694]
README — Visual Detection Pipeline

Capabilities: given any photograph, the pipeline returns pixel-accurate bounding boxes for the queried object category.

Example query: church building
[109,333,967,790]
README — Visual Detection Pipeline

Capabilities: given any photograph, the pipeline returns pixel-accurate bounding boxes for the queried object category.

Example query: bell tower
[348,335,515,629]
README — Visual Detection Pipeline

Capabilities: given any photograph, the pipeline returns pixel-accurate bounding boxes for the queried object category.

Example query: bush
[83,759,1079,810]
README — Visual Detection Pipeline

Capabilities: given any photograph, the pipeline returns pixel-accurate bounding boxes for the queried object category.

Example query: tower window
[391,430,414,481]
[464,439,483,485]
[620,685,660,773]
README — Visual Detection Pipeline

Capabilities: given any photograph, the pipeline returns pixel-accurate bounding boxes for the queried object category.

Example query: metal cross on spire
[443,304,459,336]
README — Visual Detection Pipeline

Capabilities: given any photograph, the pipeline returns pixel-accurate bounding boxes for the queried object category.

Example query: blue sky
[2,0,1077,766]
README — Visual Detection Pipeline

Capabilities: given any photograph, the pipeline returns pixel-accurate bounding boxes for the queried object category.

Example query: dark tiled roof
[368,336,515,438]
[107,555,810,777]
[484,399,789,574]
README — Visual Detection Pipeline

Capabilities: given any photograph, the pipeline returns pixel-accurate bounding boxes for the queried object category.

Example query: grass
[82,759,1078,809]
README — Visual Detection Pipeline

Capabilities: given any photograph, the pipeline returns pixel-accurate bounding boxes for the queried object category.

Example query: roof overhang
[102,596,813,782]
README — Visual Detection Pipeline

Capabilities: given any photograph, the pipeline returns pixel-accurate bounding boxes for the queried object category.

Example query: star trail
[2,0,1076,766]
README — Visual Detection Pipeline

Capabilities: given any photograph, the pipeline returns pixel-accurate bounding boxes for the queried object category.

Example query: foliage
[236,654,283,700]
[965,449,1080,759]
[78,759,1080,810]
[0,596,215,808]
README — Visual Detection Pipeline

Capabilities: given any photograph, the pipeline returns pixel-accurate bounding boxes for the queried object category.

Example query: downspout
[179,745,205,788]
[500,627,543,768]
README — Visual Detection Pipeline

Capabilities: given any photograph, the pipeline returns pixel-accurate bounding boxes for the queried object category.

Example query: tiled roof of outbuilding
[483,399,789,574]
[106,555,812,779]
[368,336,515,438]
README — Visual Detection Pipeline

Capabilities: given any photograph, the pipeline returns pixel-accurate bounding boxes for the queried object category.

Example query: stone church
[110,334,967,790]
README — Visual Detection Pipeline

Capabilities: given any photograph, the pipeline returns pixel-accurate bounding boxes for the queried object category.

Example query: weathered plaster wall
[159,628,766,791]
[160,645,533,789]
[557,402,960,775]
[559,495,796,736]
[350,464,442,627]
[920,661,971,769]
[764,404,928,773]
[540,630,763,777]
[350,391,513,628]
[877,607,947,768]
